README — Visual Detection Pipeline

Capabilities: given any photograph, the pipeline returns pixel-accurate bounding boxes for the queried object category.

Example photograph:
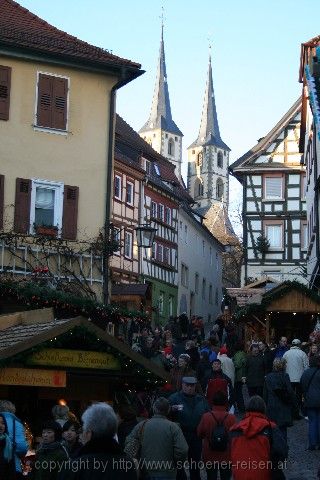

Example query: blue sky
[18,0,320,221]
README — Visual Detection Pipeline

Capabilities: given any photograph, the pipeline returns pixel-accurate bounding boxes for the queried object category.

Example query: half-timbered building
[230,99,307,285]
[299,36,320,290]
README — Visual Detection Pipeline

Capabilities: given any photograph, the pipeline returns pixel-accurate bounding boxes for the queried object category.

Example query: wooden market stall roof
[263,282,320,313]
[0,308,170,381]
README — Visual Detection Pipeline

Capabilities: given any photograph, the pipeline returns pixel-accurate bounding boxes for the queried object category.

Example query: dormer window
[154,164,161,176]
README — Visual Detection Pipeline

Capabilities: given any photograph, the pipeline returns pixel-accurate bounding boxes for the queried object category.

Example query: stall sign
[0,368,66,387]
[27,348,120,370]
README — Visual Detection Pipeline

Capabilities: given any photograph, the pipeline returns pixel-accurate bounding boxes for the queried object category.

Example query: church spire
[139,25,182,136]
[189,53,229,150]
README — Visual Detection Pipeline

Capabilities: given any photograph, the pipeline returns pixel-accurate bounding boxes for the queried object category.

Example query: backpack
[209,412,229,451]
[206,377,229,405]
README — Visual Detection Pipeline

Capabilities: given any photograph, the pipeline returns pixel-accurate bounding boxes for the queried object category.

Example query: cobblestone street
[285,418,319,480]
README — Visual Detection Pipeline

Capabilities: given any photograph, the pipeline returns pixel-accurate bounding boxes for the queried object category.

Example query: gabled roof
[194,203,239,246]
[189,55,230,151]
[0,0,142,81]
[0,312,169,381]
[116,115,192,203]
[229,98,301,177]
[139,27,182,137]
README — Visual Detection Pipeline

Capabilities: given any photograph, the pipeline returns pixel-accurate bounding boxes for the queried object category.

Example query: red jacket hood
[230,412,275,439]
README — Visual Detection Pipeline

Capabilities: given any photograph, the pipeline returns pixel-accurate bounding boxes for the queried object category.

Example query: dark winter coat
[204,371,235,407]
[261,349,275,375]
[301,367,320,408]
[117,418,138,450]
[197,405,237,463]
[59,436,136,480]
[197,360,212,391]
[168,391,209,436]
[263,371,297,427]
[185,347,200,370]
[32,441,69,480]
[245,354,265,387]
[0,436,15,480]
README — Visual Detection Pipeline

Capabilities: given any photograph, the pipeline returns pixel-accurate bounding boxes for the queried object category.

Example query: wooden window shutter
[0,175,4,230]
[62,185,79,240]
[14,178,31,234]
[52,77,68,130]
[37,74,53,128]
[0,66,11,121]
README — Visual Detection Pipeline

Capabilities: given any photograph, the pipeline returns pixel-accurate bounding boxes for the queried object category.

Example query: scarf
[0,433,13,462]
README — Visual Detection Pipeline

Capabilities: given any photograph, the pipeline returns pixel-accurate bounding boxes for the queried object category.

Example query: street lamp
[135,224,157,248]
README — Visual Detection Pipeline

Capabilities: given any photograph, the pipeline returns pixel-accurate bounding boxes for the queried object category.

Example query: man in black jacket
[204,359,235,409]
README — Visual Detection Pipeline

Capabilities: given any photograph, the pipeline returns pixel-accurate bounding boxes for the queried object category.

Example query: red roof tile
[0,0,141,70]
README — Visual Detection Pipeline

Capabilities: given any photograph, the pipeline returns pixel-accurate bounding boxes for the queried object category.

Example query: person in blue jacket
[0,400,28,478]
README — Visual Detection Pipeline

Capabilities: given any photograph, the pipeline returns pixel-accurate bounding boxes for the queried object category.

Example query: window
[181,264,189,287]
[114,175,122,200]
[158,204,164,221]
[165,207,171,225]
[196,152,203,167]
[36,73,68,131]
[151,242,156,259]
[124,231,133,259]
[202,278,206,299]
[216,178,224,200]
[168,138,174,156]
[145,160,151,175]
[195,273,199,294]
[184,225,188,244]
[163,247,170,264]
[113,227,121,255]
[301,221,308,249]
[202,240,205,256]
[151,201,157,218]
[126,181,134,205]
[157,244,163,262]
[301,173,306,199]
[168,295,173,316]
[217,151,223,168]
[209,247,213,265]
[209,285,213,304]
[194,178,204,198]
[0,65,11,121]
[264,176,283,199]
[154,164,161,176]
[158,292,164,315]
[175,137,178,141]
[30,179,63,233]
[264,222,283,249]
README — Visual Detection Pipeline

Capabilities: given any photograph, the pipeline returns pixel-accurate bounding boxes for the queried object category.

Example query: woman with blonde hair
[263,357,297,442]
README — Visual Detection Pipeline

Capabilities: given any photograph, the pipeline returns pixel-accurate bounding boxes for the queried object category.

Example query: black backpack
[209,412,229,451]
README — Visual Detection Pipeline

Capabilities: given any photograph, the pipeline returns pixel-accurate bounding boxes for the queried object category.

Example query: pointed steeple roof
[189,54,230,150]
[139,26,182,136]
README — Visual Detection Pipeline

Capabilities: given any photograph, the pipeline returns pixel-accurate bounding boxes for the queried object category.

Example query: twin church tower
[139,27,230,211]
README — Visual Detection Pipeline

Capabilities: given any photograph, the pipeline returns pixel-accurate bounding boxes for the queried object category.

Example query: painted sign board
[0,368,66,387]
[27,349,120,370]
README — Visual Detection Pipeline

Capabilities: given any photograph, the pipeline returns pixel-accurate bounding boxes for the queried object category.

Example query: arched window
[194,178,204,198]
[217,151,223,168]
[168,138,174,156]
[216,178,224,200]
[196,152,203,167]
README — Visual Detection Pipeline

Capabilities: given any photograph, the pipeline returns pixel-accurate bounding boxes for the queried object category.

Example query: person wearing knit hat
[32,420,68,479]
[170,353,199,393]
[218,346,235,387]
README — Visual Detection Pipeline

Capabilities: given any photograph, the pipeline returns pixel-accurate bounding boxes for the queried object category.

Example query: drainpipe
[102,67,144,305]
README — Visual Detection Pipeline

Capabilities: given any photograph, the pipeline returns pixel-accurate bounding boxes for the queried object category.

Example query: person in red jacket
[229,396,288,480]
[197,391,236,480]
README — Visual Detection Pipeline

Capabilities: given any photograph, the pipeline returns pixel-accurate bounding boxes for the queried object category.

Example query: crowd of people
[1,318,320,479]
